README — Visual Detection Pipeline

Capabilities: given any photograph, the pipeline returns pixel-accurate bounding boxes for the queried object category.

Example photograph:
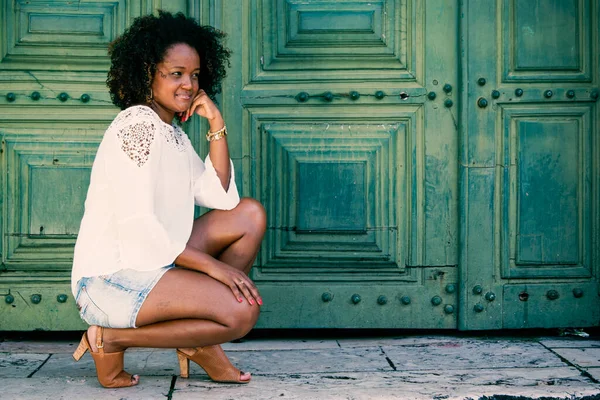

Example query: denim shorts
[75,265,174,328]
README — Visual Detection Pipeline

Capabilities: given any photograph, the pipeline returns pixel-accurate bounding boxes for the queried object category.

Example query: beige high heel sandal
[176,345,250,384]
[72,326,138,388]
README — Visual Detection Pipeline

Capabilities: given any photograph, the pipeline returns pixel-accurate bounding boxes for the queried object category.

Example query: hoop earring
[147,88,153,104]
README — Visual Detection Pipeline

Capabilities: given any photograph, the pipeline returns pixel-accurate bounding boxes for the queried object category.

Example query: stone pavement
[1,332,600,400]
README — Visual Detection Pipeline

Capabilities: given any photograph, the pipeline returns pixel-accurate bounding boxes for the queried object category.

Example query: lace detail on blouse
[160,125,186,153]
[112,106,185,167]
[116,121,155,167]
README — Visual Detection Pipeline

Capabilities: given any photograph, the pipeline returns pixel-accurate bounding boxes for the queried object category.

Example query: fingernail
[258,299,263,305]
[238,298,243,303]
[249,299,254,305]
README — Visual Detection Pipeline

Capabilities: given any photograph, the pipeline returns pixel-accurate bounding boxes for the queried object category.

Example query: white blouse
[71,105,240,295]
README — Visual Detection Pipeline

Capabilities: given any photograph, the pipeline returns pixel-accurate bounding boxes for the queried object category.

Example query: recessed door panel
[460,0,599,330]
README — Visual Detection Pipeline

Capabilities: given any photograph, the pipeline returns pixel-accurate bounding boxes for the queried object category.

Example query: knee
[226,304,260,339]
[236,198,267,235]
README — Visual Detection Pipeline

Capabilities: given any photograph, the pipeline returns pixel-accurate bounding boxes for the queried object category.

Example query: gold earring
[147,88,153,104]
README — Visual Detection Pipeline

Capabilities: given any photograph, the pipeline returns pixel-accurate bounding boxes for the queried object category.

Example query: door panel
[0,0,188,330]
[3,134,97,270]
[220,0,459,328]
[459,0,599,330]
[502,106,593,279]
[503,0,593,82]
[254,113,411,276]
[251,0,418,81]
[503,283,599,329]
[1,0,125,72]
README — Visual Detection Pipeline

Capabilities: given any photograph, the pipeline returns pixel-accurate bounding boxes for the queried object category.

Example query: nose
[181,74,193,89]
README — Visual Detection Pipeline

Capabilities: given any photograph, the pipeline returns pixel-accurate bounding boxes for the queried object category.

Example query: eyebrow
[170,66,201,70]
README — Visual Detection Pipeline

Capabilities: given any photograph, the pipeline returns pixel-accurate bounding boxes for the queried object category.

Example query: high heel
[176,345,250,384]
[72,327,138,388]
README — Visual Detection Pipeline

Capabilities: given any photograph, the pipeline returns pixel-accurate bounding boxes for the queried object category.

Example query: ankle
[100,328,127,353]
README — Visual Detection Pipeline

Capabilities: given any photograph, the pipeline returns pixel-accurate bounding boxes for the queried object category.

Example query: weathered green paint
[458,0,599,330]
[0,1,598,331]
[224,0,458,329]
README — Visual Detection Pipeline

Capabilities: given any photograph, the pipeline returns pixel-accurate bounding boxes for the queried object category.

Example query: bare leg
[188,198,267,274]
[91,268,260,352]
[88,198,267,353]
[84,268,258,383]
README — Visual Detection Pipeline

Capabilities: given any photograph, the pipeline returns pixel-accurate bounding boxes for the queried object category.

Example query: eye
[192,73,200,79]
[172,71,182,77]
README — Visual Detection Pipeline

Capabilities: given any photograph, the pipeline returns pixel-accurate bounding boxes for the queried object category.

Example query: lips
[176,94,192,100]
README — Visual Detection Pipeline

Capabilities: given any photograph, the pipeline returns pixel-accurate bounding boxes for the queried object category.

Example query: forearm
[174,244,221,275]
[207,117,231,191]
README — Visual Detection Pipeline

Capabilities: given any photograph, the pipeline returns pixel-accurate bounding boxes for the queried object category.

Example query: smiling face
[150,43,200,123]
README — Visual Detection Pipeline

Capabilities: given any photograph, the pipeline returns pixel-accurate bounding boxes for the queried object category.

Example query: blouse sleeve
[104,116,186,270]
[187,137,240,210]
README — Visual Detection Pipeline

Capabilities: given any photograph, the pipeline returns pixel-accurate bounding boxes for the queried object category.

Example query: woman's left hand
[180,89,223,127]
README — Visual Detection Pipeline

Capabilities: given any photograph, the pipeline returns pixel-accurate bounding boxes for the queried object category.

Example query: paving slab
[0,340,80,354]
[171,368,600,400]
[540,338,600,349]
[37,350,179,378]
[337,336,457,348]
[0,353,49,378]
[240,346,392,375]
[222,339,339,351]
[37,347,386,379]
[2,335,600,399]
[0,338,338,353]
[1,376,172,400]
[552,347,600,368]
[586,367,600,381]
[383,341,563,371]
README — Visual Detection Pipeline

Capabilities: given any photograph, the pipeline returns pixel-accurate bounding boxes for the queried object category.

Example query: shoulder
[110,105,162,130]
[107,106,163,167]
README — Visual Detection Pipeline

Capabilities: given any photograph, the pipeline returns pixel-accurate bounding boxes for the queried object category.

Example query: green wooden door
[217,0,460,328]
[1,1,597,331]
[459,0,600,329]
[0,0,190,330]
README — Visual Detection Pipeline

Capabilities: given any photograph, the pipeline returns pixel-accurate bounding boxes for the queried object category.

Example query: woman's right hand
[175,245,263,306]
[207,260,263,306]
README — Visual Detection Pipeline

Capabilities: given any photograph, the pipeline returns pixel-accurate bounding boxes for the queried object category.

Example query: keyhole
[519,292,529,302]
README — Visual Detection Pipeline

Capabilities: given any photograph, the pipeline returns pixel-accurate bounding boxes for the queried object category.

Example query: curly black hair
[107,11,231,110]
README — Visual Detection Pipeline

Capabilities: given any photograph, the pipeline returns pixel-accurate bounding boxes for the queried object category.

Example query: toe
[240,371,251,382]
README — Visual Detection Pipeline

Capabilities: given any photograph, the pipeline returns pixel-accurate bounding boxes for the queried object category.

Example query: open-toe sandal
[176,345,249,384]
[72,326,138,388]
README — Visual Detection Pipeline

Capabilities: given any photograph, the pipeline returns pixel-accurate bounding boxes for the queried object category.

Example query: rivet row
[4,92,93,103]
[320,292,455,311]
[4,293,69,304]
[295,91,410,102]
